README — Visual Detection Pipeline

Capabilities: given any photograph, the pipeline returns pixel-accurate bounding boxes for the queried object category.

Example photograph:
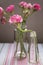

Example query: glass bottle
[14,28,27,60]
[28,31,39,63]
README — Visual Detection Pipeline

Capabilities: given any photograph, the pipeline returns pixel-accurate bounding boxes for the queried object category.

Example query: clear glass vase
[28,31,39,63]
[14,28,27,60]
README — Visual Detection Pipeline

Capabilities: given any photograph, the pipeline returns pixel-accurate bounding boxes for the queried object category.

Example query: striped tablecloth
[0,43,43,65]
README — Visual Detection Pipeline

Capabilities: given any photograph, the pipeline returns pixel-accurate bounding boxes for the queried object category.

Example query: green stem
[19,31,27,58]
[19,31,23,58]
[14,29,19,56]
[17,27,32,33]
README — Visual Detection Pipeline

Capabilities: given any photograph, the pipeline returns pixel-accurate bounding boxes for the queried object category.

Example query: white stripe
[0,44,10,65]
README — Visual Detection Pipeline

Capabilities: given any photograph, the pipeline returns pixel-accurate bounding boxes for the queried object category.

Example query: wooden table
[0,43,43,65]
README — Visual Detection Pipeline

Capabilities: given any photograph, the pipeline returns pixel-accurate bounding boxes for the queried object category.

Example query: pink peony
[27,3,32,9]
[19,1,27,8]
[33,3,41,11]
[0,7,4,18]
[6,5,15,13]
[9,14,23,24]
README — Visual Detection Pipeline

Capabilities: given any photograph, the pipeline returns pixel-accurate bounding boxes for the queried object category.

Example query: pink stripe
[17,57,28,65]
[4,44,11,65]
[10,57,15,65]
[10,44,15,65]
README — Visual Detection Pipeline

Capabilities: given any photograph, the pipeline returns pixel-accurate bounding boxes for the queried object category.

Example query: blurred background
[0,0,43,43]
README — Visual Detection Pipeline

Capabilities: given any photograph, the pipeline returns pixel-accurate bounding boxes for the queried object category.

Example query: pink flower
[0,7,4,18]
[6,5,15,13]
[9,14,23,24]
[33,3,41,11]
[19,1,27,8]
[27,3,32,9]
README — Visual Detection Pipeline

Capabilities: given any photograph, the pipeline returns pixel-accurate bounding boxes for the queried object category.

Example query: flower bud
[1,16,6,24]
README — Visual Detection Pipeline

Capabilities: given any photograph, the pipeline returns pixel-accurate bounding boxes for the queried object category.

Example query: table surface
[0,43,43,65]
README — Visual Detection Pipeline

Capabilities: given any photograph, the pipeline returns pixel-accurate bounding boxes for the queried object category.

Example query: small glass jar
[14,28,27,60]
[28,31,39,63]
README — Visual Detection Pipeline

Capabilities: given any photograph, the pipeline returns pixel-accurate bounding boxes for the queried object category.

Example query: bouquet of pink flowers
[0,1,41,27]
[0,1,41,59]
